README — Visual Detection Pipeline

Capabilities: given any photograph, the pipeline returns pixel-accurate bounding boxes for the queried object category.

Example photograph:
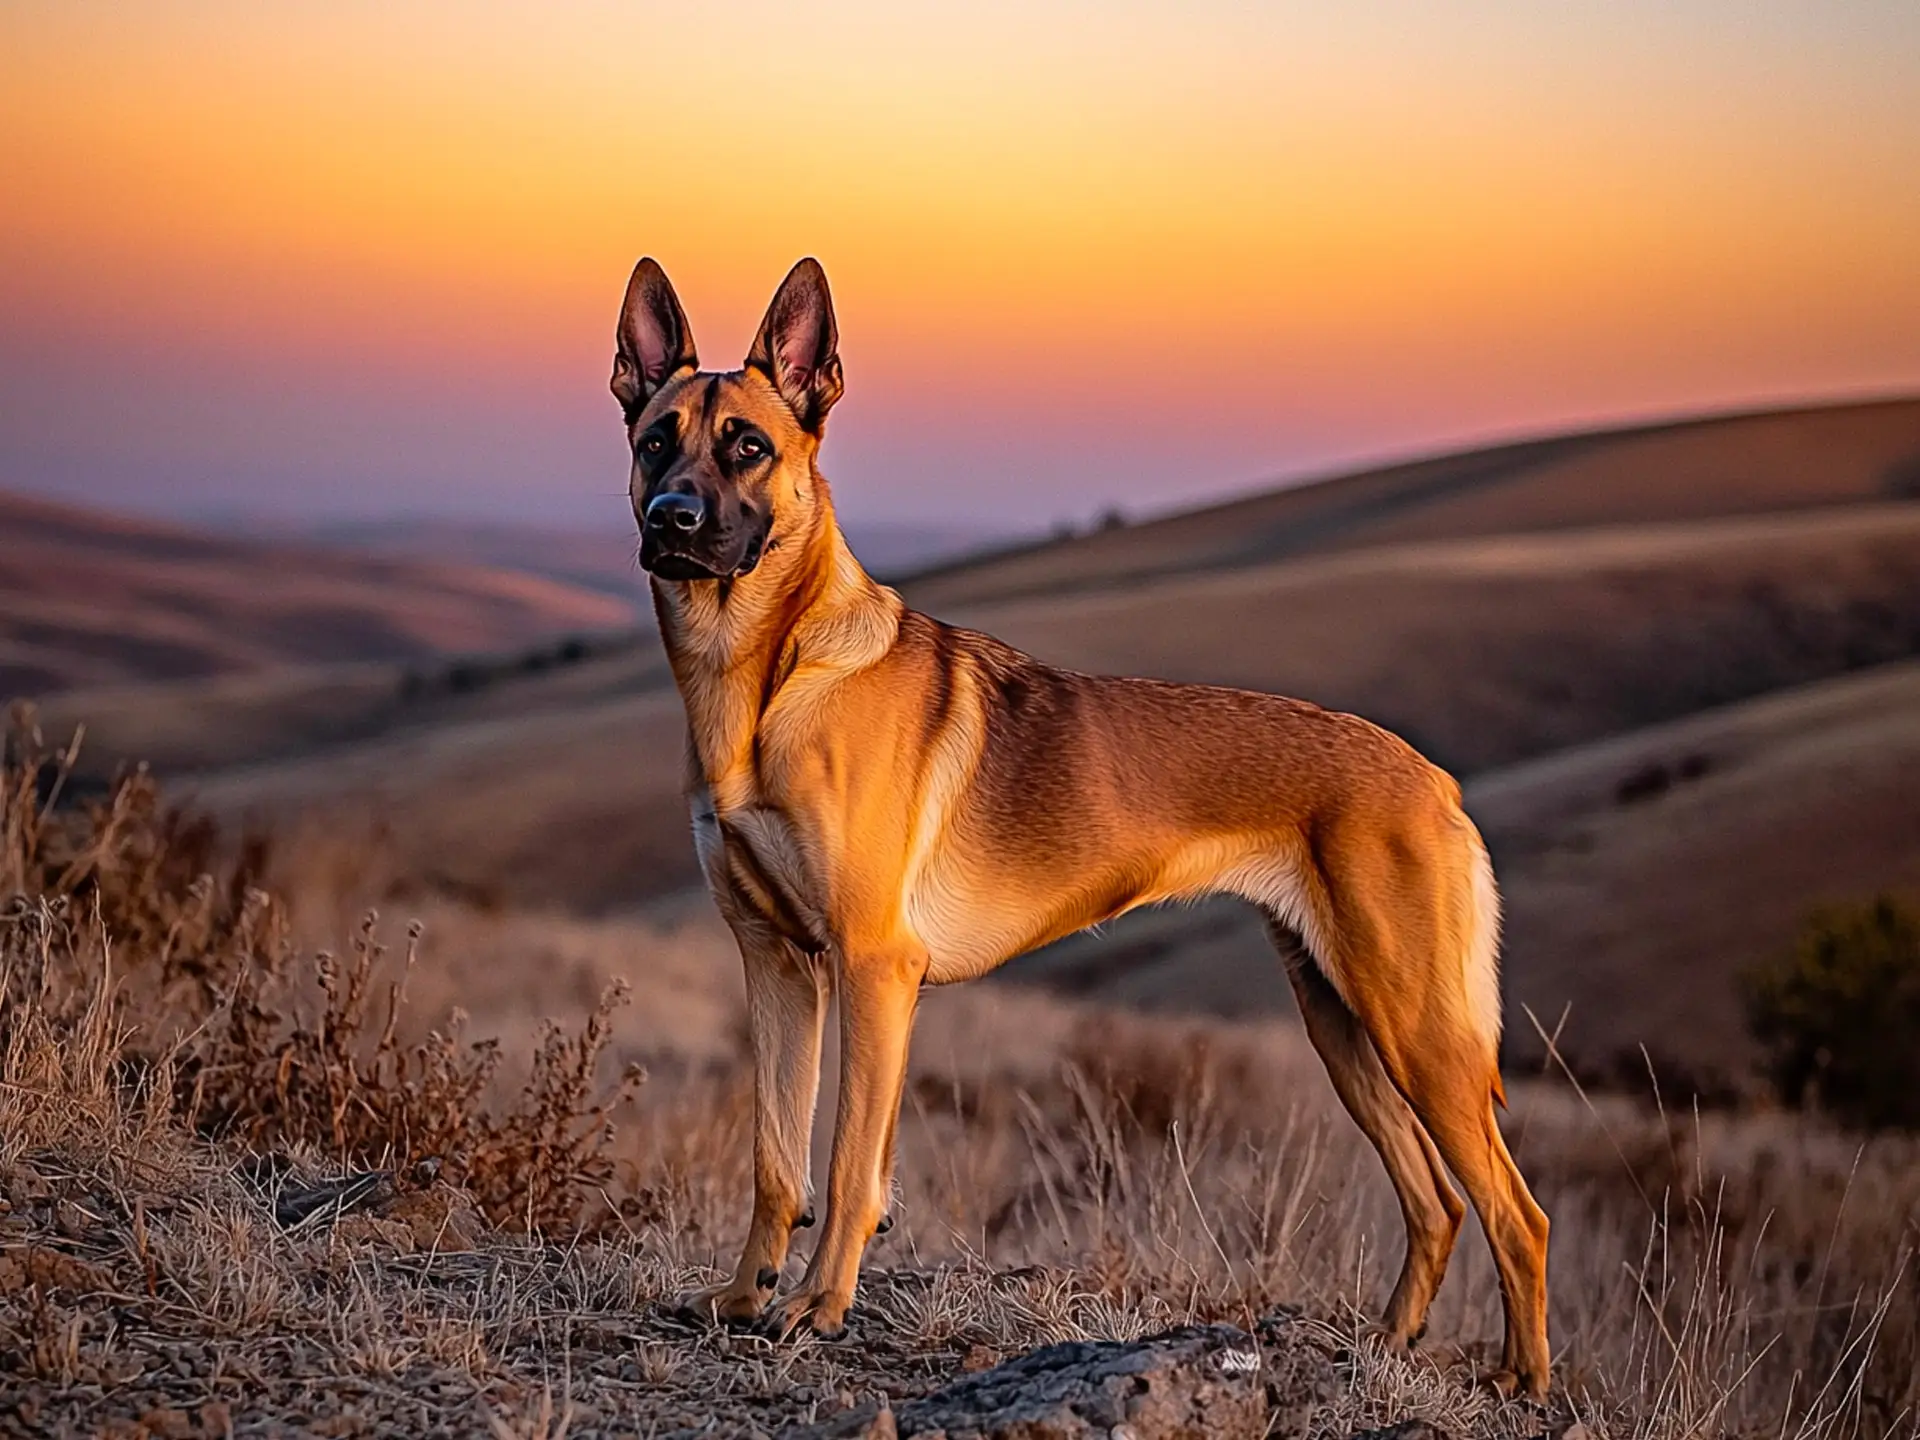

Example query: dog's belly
[908,837,1250,985]
[913,891,1032,984]
[908,856,1092,985]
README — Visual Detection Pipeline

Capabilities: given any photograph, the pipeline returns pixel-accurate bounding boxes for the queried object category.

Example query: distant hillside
[275,518,652,603]
[0,490,639,696]
[20,396,1920,1090]
[78,499,1906,919]
[950,503,1920,775]
[907,395,1920,609]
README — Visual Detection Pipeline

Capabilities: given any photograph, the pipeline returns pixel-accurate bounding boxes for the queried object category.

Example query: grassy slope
[7,781,1918,1438]
[0,489,641,695]
[151,502,1920,920]
[11,400,1920,1436]
[944,503,1920,774]
[18,398,1920,1074]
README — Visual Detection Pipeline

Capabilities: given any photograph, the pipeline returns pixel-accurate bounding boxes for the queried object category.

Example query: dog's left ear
[746,258,844,433]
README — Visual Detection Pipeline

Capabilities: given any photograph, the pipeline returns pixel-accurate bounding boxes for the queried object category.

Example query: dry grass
[4,712,1919,1438]
[1,709,642,1237]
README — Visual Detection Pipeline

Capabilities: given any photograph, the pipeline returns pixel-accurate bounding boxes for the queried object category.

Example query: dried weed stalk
[2,705,641,1233]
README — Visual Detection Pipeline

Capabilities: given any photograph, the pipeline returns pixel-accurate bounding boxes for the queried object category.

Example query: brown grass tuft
[3,704,641,1235]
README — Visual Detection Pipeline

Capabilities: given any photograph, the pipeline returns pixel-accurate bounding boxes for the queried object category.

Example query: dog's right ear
[612,258,698,418]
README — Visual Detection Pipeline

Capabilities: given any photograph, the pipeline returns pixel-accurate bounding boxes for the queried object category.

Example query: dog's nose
[645,492,706,534]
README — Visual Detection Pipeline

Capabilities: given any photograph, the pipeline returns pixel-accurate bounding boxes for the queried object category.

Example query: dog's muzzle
[639,493,771,581]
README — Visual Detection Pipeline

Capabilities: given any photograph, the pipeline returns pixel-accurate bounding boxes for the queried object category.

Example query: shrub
[1742,894,1920,1129]
[1,704,643,1232]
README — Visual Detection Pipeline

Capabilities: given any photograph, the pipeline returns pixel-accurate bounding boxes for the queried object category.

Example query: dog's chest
[694,785,829,953]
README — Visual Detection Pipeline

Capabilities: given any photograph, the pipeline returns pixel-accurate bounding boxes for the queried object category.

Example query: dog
[611,257,1551,1398]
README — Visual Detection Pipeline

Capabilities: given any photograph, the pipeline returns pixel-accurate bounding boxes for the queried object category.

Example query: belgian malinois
[612,257,1552,1397]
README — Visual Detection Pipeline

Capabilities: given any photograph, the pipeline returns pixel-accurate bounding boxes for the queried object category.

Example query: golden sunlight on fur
[615,258,1553,1397]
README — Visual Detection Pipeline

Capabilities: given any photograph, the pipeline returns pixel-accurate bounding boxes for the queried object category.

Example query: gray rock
[783,1324,1267,1439]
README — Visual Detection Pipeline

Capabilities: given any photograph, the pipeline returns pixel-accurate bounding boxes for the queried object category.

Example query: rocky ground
[0,1154,1573,1440]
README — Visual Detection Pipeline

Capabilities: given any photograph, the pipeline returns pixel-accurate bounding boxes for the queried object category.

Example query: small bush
[1743,895,1920,1129]
[1,704,642,1232]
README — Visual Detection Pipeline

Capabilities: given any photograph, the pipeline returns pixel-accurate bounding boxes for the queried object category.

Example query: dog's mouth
[644,552,729,581]
[640,527,770,582]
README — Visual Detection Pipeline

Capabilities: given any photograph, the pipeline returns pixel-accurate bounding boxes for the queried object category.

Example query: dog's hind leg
[1313,819,1552,1398]
[1271,919,1464,1348]
[1387,1028,1549,1396]
[677,923,827,1323]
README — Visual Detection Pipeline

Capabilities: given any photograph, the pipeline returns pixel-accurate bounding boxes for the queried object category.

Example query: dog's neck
[651,476,902,796]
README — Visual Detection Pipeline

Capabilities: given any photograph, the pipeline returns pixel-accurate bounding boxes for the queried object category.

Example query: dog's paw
[673,1278,772,1326]
[1474,1366,1548,1402]
[1358,1321,1417,1352]
[755,1285,851,1341]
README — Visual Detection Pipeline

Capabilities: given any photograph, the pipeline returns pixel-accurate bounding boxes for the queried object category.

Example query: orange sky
[3,2,1918,534]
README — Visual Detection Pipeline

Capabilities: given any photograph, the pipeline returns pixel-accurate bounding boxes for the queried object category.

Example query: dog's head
[611,258,844,583]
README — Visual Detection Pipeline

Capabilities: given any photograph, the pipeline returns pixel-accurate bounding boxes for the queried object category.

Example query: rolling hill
[116,498,1918,922]
[0,489,641,696]
[34,395,1920,775]
[18,395,1920,1092]
[909,394,1920,610]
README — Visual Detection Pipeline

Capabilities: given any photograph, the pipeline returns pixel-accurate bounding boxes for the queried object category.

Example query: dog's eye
[738,436,766,460]
[639,434,665,457]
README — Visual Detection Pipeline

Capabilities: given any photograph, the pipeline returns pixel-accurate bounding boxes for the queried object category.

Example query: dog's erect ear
[746,258,844,433]
[612,258,698,417]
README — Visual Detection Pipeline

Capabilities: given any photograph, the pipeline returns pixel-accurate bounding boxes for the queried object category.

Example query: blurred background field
[13,396,1920,1096]
[5,4,1920,1435]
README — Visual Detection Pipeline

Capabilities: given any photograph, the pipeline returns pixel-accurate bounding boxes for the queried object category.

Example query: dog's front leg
[677,925,826,1323]
[760,943,922,1339]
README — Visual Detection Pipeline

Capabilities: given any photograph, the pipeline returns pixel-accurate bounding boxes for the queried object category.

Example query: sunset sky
[3,2,1918,537]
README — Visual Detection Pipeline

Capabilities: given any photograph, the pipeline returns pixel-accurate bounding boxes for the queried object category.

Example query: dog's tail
[1462,819,1508,1108]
